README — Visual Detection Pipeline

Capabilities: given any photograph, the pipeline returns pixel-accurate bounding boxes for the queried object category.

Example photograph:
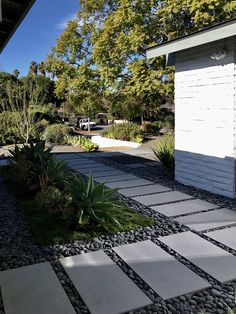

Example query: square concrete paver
[152,199,219,217]
[72,163,105,170]
[0,159,8,166]
[133,191,193,206]
[92,170,127,178]
[127,163,147,169]
[56,153,80,160]
[96,174,138,183]
[106,179,154,189]
[78,166,115,175]
[67,159,96,166]
[175,208,236,231]
[60,251,152,314]
[205,226,236,251]
[0,262,75,314]
[113,240,210,300]
[118,184,171,197]
[160,231,236,283]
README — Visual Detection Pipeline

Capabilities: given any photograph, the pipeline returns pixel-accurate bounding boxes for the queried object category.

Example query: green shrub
[35,119,49,137]
[43,124,69,144]
[103,122,143,143]
[64,173,120,231]
[82,139,99,152]
[152,135,175,172]
[0,111,24,145]
[144,121,162,135]
[65,135,99,152]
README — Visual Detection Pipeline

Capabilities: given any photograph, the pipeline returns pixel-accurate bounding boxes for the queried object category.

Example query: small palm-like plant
[152,135,175,172]
[36,185,66,214]
[65,173,120,230]
[33,157,72,190]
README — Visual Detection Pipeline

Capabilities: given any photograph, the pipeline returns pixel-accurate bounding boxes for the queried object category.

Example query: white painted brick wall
[175,37,236,198]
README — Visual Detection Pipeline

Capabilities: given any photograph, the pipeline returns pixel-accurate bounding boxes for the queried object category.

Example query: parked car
[78,118,97,130]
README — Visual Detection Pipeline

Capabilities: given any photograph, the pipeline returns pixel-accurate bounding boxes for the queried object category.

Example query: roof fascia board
[147,20,236,59]
[0,0,35,53]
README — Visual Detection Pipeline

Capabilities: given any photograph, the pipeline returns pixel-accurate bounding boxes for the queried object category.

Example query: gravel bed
[1,157,236,313]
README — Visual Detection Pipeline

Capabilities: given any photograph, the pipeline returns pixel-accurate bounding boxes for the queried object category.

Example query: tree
[45,0,236,121]
[38,62,46,76]
[29,61,38,76]
[13,69,20,78]
[45,19,105,117]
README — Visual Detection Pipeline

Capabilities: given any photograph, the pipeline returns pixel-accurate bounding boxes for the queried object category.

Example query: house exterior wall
[175,36,236,198]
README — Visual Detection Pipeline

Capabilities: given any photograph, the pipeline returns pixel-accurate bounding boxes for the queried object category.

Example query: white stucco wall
[175,36,236,198]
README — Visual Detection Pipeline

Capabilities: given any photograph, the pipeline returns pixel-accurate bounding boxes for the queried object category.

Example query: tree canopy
[45,0,236,120]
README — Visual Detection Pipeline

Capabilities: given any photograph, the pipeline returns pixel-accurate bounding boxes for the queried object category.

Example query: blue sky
[0,0,79,76]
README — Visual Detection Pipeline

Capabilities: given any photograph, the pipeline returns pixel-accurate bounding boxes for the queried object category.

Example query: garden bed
[0,165,155,245]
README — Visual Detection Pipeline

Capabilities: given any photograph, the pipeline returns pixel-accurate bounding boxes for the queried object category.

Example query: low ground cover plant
[103,122,144,143]
[65,135,99,152]
[2,140,154,244]
[152,134,175,173]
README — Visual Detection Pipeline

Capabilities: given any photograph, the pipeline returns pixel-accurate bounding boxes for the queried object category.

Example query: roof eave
[0,0,36,53]
[146,19,236,59]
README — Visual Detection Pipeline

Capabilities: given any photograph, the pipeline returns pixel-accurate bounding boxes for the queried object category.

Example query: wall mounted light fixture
[210,48,227,61]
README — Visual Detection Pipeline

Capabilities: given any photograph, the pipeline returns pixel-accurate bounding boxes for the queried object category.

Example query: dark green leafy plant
[65,173,120,231]
[144,121,162,135]
[43,124,69,144]
[152,135,175,172]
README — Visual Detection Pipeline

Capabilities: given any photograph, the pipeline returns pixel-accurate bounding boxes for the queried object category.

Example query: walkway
[1,152,236,313]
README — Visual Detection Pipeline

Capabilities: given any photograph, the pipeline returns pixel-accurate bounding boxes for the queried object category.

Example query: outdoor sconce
[210,48,227,61]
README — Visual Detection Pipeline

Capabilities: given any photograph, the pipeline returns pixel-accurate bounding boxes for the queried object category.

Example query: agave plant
[9,140,52,165]
[65,173,120,230]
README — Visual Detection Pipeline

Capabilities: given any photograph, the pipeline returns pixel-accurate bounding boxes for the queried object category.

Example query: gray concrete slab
[0,159,8,166]
[78,166,115,174]
[152,199,219,217]
[118,184,171,197]
[127,163,147,169]
[113,240,210,300]
[205,226,236,250]
[72,163,106,170]
[67,159,96,165]
[175,208,236,231]
[92,170,127,178]
[55,153,81,160]
[96,174,138,183]
[144,161,159,166]
[60,251,152,314]
[133,191,193,206]
[0,262,75,314]
[106,179,154,189]
[160,231,236,283]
